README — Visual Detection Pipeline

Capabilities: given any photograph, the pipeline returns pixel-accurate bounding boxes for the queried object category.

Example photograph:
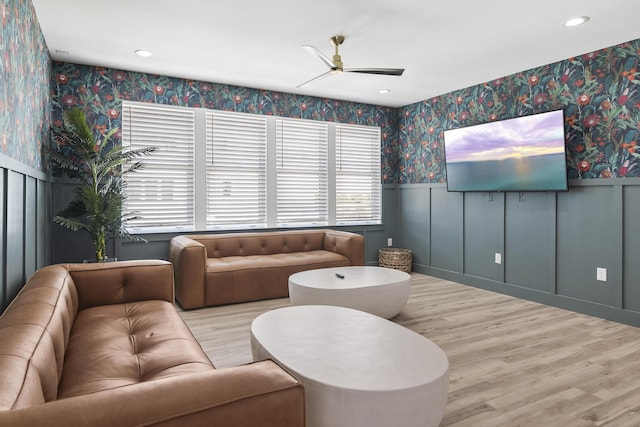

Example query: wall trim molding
[0,153,51,181]
[396,181,640,328]
[392,179,640,190]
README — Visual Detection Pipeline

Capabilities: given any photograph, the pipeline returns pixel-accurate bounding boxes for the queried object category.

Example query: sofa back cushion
[67,261,174,310]
[0,266,78,410]
[196,230,327,258]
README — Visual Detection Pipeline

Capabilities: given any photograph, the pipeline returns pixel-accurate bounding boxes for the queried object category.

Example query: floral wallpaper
[50,63,399,180]
[51,38,640,184]
[397,38,640,183]
[0,0,51,171]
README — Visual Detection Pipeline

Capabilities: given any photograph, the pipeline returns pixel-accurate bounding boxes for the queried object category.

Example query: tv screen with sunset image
[443,109,568,192]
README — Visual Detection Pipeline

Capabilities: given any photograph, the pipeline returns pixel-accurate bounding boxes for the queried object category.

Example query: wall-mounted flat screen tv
[443,109,568,192]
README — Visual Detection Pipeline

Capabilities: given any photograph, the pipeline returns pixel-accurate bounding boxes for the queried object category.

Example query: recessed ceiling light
[378,89,391,94]
[135,49,152,57]
[563,16,589,27]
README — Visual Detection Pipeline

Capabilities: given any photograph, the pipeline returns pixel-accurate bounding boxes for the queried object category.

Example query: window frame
[121,101,382,233]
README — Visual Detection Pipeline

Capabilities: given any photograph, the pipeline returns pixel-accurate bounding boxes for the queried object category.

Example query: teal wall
[396,182,640,327]
[395,39,640,326]
[0,0,53,310]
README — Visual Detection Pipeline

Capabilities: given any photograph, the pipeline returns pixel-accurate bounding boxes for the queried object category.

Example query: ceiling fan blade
[296,70,334,88]
[344,68,405,76]
[302,45,336,69]
[298,37,405,89]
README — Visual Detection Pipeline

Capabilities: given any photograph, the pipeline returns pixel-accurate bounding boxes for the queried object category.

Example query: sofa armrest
[169,235,208,309]
[66,260,174,310]
[323,230,365,265]
[0,360,304,427]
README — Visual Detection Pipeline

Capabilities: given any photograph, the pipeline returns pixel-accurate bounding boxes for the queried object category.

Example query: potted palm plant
[50,108,155,262]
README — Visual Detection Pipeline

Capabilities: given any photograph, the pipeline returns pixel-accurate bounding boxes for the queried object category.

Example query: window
[206,111,267,228]
[276,119,328,226]
[121,101,381,232]
[335,124,381,223]
[121,103,195,230]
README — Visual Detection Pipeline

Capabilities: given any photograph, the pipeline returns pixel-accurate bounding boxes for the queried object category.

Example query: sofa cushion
[58,300,213,399]
[0,266,78,410]
[207,250,349,273]
[201,231,327,258]
[202,251,352,306]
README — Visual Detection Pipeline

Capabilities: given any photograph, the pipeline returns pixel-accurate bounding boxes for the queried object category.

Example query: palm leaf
[57,197,87,218]
[53,215,89,232]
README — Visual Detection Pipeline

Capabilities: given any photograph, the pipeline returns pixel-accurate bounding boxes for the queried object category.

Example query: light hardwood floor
[178,273,640,427]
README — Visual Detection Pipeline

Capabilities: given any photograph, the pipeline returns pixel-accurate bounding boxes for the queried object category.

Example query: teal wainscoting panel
[6,171,25,305]
[505,192,556,293]
[463,192,504,282]
[430,188,463,273]
[52,180,99,263]
[0,170,5,307]
[623,185,640,312]
[0,157,54,311]
[37,180,52,267]
[397,185,429,268]
[120,237,174,261]
[556,186,618,307]
[362,186,397,264]
[395,181,640,326]
[362,228,390,266]
[24,177,37,280]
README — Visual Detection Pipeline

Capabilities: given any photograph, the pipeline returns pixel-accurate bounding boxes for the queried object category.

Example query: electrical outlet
[495,253,502,264]
[597,267,607,282]
[387,238,393,247]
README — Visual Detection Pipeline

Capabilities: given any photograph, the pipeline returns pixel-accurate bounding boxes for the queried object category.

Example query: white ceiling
[32,0,640,108]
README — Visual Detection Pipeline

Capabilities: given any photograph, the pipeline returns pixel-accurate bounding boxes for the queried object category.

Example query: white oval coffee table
[251,305,449,427]
[288,266,411,319]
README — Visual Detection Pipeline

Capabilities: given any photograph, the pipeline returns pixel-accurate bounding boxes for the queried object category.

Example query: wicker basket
[378,248,412,272]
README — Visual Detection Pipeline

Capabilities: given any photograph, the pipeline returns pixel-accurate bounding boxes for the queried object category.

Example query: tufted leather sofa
[170,229,365,309]
[0,260,304,427]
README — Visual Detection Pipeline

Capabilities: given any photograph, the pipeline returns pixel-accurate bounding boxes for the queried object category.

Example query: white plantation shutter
[122,102,195,230]
[121,103,382,231]
[276,119,329,225]
[335,124,381,223]
[206,111,267,228]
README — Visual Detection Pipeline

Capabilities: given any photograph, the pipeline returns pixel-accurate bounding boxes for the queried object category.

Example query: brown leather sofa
[170,229,365,309]
[0,260,304,427]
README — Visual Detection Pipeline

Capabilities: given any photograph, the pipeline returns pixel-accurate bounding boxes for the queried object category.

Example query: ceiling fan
[297,35,405,88]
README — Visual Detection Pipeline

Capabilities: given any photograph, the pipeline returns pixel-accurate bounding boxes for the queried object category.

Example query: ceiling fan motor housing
[331,36,345,69]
